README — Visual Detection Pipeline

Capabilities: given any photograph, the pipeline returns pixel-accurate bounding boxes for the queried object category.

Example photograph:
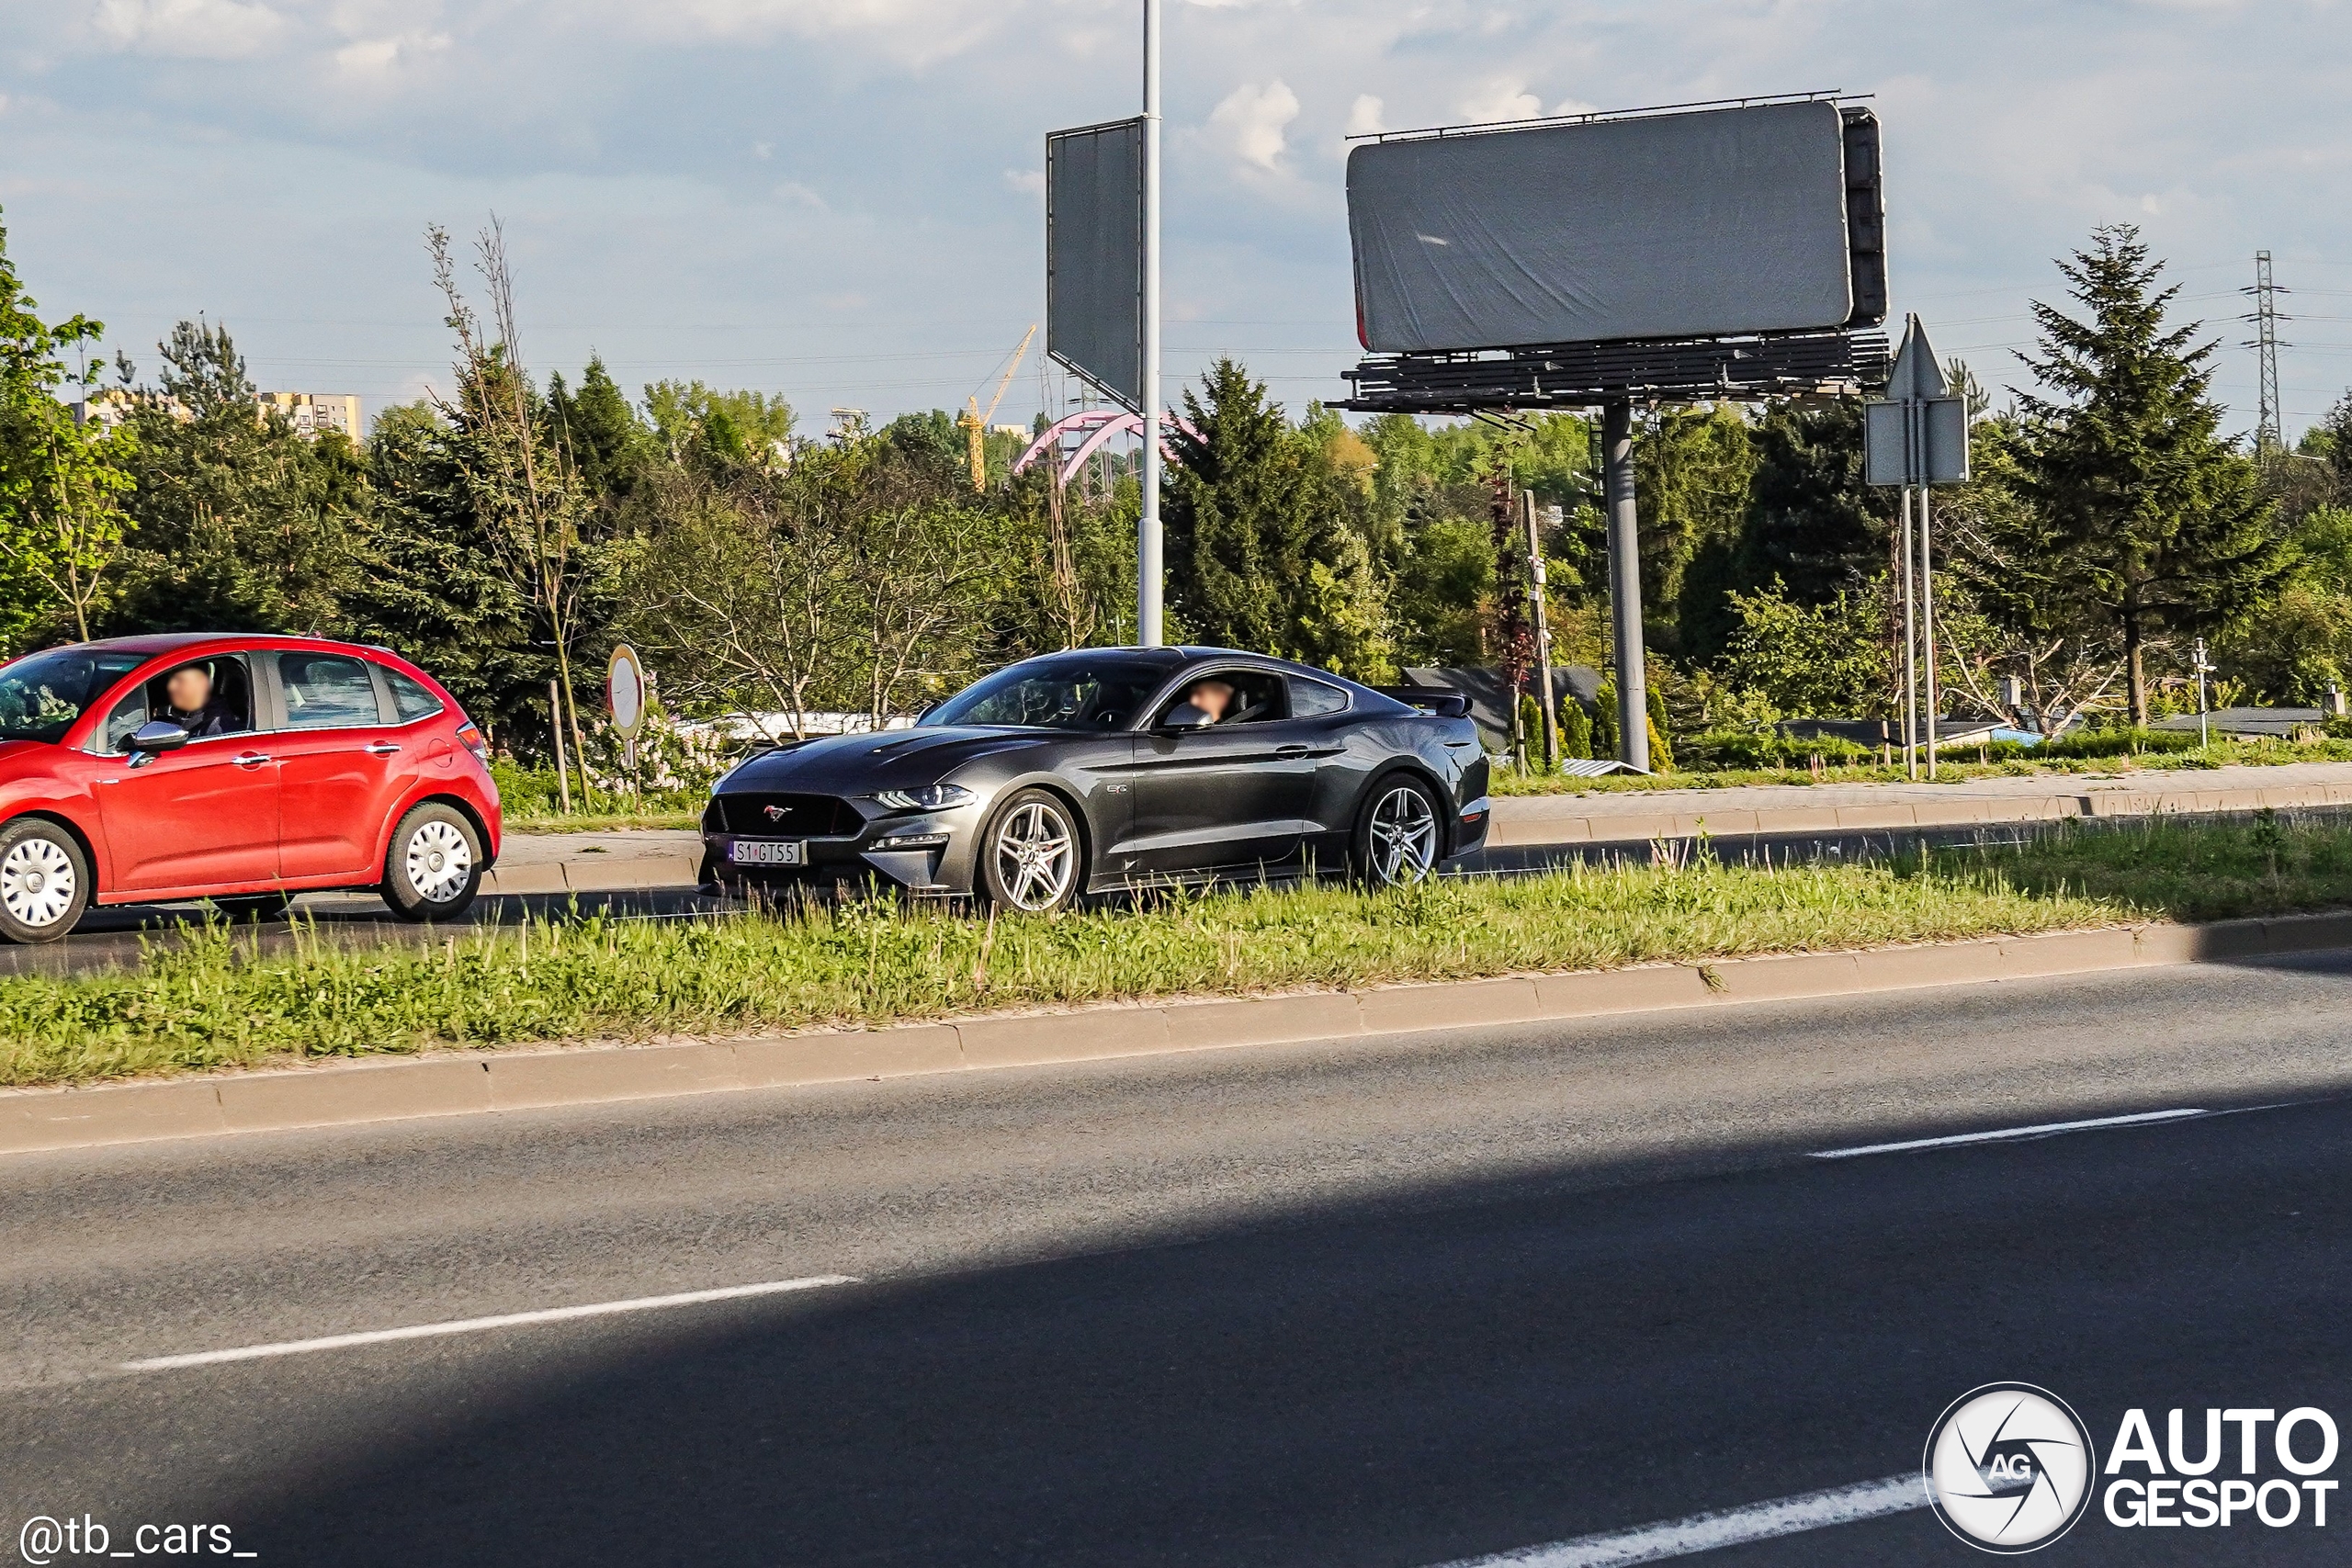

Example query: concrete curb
[481,852,701,897]
[7,911,2350,1156]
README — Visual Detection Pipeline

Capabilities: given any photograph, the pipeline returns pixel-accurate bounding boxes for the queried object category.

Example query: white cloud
[1456,79,1542,124]
[333,31,452,78]
[1343,94,1385,139]
[1207,78,1300,172]
[92,0,289,59]
[610,0,1005,68]
[1003,167,1046,197]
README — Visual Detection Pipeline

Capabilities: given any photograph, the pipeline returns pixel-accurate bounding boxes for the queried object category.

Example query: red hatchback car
[0,634,502,942]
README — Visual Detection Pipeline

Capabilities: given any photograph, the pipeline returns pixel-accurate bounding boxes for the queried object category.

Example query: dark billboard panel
[1046,117,1145,412]
[1348,100,1864,355]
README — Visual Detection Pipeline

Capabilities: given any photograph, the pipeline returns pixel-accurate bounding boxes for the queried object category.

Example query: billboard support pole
[1601,399,1649,773]
[1136,0,1164,647]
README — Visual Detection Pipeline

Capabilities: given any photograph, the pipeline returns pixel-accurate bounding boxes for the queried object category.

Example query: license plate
[729,840,807,866]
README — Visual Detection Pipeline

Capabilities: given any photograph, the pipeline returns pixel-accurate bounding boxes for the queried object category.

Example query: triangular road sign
[1888,312,1949,402]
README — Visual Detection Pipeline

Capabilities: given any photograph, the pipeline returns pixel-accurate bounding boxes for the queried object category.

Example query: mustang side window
[1289,676,1351,717]
[278,652,385,730]
[1162,670,1287,727]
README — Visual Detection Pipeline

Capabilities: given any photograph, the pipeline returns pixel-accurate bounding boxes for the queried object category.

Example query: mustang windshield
[924,660,1171,731]
[0,648,148,744]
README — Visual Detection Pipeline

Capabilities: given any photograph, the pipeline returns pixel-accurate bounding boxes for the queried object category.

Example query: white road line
[1809,1107,2211,1160]
[119,1275,859,1372]
[1429,1473,1927,1568]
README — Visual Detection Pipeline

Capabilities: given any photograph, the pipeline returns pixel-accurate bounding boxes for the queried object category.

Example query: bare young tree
[426,219,597,795]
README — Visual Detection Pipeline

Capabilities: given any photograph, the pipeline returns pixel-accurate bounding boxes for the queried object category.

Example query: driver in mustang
[1182,678,1236,725]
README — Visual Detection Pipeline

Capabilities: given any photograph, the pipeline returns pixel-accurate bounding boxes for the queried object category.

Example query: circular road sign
[606,644,648,739]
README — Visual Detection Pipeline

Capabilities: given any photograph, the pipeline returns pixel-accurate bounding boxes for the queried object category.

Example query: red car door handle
[233,751,271,768]
[363,741,401,756]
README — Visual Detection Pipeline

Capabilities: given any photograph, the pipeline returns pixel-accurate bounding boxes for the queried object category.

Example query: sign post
[606,643,648,795]
[1866,315,1968,778]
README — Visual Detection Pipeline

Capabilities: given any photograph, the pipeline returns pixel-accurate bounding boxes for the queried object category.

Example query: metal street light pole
[1136,0,1164,647]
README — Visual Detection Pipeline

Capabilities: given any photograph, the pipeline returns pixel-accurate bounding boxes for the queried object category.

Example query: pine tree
[1162,362,1394,677]
[1164,359,1306,651]
[1558,694,1592,760]
[2013,225,2291,724]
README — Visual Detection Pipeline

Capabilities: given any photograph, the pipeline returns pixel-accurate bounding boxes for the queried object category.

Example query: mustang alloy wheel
[1356,778,1442,887]
[978,789,1080,913]
[382,803,485,922]
[0,818,89,944]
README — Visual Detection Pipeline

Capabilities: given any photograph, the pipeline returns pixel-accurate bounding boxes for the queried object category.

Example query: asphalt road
[6,953,2351,1565]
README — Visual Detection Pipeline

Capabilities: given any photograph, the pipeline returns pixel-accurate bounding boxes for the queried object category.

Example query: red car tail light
[456,722,489,763]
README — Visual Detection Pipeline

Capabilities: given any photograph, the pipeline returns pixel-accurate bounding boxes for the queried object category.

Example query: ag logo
[1924,1383,2098,1553]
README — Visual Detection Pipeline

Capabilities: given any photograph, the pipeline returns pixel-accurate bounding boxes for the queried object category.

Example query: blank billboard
[1046,117,1145,412]
[1349,100,1871,355]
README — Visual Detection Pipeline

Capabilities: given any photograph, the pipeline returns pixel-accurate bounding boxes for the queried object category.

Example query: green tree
[1719,579,1889,718]
[1628,403,1754,660]
[343,401,548,744]
[548,355,653,499]
[644,379,796,468]
[2011,225,2291,724]
[0,210,134,646]
[1164,359,1393,677]
[1679,400,1891,669]
[1557,693,1592,760]
[103,321,360,637]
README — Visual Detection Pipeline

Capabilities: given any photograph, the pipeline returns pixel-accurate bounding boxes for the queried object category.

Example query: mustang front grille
[713,793,863,837]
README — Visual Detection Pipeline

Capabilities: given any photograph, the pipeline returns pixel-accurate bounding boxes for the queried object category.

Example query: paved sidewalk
[485,761,2352,893]
[1486,760,2352,846]
[482,829,703,897]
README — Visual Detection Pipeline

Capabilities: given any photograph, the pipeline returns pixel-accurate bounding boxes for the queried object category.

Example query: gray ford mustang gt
[699,647,1490,910]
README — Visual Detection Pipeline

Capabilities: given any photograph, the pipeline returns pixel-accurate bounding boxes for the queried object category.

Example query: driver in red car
[162,663,238,738]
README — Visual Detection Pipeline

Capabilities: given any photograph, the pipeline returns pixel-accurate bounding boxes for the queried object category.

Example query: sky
[1,0,2347,445]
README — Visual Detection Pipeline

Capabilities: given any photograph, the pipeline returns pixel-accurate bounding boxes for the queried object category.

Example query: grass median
[6,813,2351,1090]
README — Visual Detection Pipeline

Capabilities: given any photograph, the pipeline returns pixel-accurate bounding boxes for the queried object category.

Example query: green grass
[6,814,2350,1090]
[510,810,703,834]
[492,757,705,832]
[1493,736,2352,795]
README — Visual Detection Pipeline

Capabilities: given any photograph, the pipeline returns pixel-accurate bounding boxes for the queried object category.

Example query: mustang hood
[719,728,1069,794]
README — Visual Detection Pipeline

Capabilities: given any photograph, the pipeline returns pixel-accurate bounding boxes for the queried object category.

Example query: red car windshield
[0,648,149,744]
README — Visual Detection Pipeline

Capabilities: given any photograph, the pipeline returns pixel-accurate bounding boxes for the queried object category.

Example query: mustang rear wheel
[977,789,1081,913]
[382,803,484,923]
[1353,776,1442,887]
[0,817,89,944]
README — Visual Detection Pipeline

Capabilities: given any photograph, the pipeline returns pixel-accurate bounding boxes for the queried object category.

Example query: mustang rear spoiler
[1374,686,1469,718]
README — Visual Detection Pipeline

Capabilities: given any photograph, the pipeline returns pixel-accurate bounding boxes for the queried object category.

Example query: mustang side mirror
[1157,703,1215,734]
[124,720,191,769]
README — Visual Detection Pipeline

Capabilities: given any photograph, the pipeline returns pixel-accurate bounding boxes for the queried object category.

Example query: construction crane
[962,324,1036,491]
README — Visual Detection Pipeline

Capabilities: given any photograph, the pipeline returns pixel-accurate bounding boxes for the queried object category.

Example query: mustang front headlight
[872,784,977,812]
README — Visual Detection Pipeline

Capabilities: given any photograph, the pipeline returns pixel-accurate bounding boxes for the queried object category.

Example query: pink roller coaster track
[1012,409,1200,489]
